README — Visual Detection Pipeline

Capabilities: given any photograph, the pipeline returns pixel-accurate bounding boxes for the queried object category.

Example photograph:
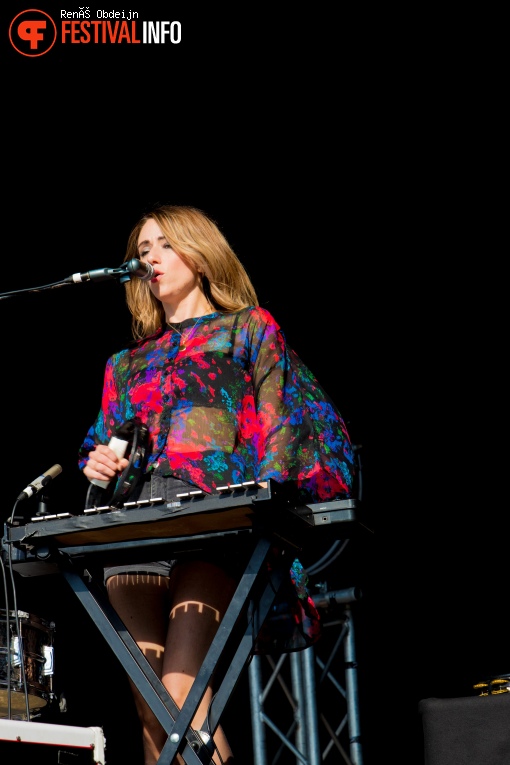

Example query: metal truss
[248,588,363,765]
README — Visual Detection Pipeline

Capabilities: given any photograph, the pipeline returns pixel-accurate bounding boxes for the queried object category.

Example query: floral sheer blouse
[79,306,356,502]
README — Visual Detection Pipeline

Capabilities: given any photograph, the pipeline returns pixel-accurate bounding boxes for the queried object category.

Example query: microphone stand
[0,258,147,300]
[36,494,51,518]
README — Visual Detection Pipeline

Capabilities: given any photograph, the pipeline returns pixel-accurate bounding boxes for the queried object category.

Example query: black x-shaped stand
[58,529,294,764]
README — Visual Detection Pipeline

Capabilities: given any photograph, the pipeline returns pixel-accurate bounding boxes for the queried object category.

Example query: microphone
[124,259,155,281]
[65,259,155,284]
[17,464,63,501]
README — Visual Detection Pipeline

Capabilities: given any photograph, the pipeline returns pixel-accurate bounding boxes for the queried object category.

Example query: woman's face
[137,218,199,305]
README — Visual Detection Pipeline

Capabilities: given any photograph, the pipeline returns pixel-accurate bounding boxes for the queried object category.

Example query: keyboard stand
[59,530,293,765]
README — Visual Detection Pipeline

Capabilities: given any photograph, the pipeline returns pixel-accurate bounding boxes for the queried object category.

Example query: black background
[1,5,507,765]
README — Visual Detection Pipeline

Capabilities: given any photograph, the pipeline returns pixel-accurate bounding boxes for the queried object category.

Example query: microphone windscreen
[46,464,63,479]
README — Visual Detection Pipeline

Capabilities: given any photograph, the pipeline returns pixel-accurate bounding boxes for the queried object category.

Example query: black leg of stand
[60,532,285,765]
[159,534,290,764]
[198,556,287,737]
[60,566,205,765]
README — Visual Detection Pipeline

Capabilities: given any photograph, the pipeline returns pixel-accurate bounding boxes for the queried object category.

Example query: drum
[0,609,55,717]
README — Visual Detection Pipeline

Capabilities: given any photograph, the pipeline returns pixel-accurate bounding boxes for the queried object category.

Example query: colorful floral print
[79,307,356,501]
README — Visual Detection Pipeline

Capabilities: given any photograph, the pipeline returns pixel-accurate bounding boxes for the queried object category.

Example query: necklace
[167,317,202,351]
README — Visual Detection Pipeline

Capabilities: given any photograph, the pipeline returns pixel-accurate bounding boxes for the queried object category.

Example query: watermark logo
[9,9,57,57]
[8,9,182,56]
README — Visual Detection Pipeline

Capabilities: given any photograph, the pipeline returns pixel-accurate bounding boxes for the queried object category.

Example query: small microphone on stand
[17,464,63,501]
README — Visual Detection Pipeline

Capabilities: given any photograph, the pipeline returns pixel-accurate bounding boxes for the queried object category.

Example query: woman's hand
[83,444,129,484]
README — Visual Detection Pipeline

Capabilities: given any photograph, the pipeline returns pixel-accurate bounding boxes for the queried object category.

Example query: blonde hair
[123,205,259,339]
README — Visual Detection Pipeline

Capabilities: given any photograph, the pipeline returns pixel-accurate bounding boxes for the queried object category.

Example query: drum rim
[0,609,55,630]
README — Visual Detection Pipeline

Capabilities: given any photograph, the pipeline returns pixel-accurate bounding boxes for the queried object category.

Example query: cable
[1,511,31,720]
[0,553,12,718]
[306,538,350,576]
[7,534,31,719]
[300,442,364,576]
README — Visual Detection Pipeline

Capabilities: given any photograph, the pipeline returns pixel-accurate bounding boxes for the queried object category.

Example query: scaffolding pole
[248,589,363,765]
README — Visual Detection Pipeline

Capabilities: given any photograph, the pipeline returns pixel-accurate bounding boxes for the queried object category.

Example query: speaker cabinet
[419,693,510,765]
